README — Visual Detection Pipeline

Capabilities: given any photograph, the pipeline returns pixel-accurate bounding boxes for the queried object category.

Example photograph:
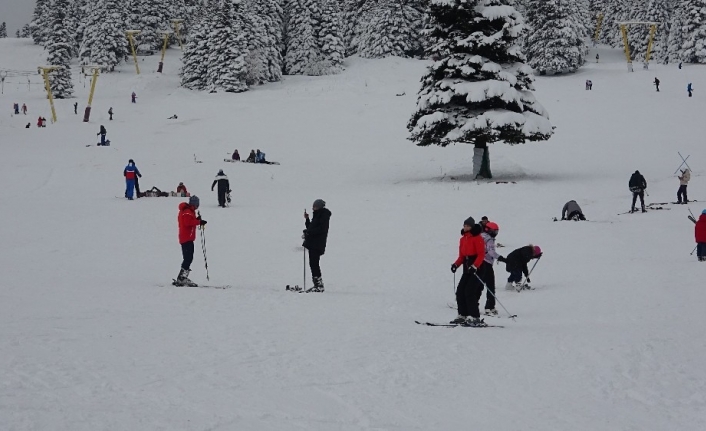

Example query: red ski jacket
[178,202,200,244]
[454,230,485,269]
[696,214,706,243]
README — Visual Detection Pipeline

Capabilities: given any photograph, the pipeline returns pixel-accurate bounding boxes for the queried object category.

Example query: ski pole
[303,246,306,291]
[691,245,698,255]
[474,273,517,321]
[453,272,456,295]
[519,256,541,290]
[197,213,209,281]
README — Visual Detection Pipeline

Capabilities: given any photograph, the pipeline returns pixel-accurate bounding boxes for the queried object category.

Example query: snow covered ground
[1,38,706,430]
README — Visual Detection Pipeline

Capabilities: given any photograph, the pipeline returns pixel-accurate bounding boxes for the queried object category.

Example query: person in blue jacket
[123,159,141,200]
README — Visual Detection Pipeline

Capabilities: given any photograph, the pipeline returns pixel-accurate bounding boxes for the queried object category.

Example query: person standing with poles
[654,77,660,92]
[677,168,691,204]
[123,159,141,200]
[303,199,331,292]
[499,245,542,291]
[450,217,486,326]
[108,107,113,120]
[480,221,501,316]
[174,196,207,286]
[629,170,647,213]
[211,170,230,208]
[97,125,108,146]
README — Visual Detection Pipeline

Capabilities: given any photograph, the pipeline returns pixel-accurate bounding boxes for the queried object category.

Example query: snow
[2,38,706,430]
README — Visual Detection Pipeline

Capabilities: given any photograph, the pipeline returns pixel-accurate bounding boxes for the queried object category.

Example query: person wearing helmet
[696,209,706,262]
[303,199,332,292]
[480,221,501,315]
[499,244,542,290]
[561,200,586,221]
[211,169,230,208]
[450,216,486,326]
[175,195,206,286]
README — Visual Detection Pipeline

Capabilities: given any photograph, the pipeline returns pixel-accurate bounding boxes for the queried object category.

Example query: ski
[170,279,231,289]
[415,320,504,328]
[286,285,322,293]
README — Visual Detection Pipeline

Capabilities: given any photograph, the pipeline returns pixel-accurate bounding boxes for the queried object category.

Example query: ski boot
[484,308,498,316]
[306,276,324,292]
[641,206,647,213]
[450,315,466,324]
[173,268,197,287]
[463,317,487,327]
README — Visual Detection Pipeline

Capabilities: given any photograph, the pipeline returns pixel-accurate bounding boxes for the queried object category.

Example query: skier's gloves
[497,256,506,263]
[450,264,458,273]
[467,265,477,275]
[525,277,531,283]
[200,219,207,226]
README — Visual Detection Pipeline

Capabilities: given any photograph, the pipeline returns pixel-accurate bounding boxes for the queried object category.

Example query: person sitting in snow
[168,114,178,120]
[498,245,542,291]
[245,149,256,163]
[232,149,240,161]
[255,149,266,163]
[561,200,586,221]
[176,182,189,196]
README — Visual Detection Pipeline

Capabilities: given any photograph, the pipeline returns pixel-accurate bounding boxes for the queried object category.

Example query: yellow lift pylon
[125,30,142,75]
[157,30,173,73]
[37,65,60,123]
[593,13,604,44]
[171,19,184,50]
[617,21,659,72]
[81,64,103,122]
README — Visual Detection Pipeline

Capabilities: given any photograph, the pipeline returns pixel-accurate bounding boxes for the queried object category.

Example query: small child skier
[499,245,542,290]
[480,221,501,316]
[450,217,486,326]
[696,210,706,262]
[175,196,207,286]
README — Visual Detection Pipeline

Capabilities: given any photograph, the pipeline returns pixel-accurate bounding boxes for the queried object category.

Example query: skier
[13,103,19,115]
[22,103,27,115]
[176,182,189,196]
[679,62,683,69]
[303,199,331,292]
[175,196,207,286]
[73,102,78,115]
[480,221,500,316]
[499,245,542,290]
[232,149,240,161]
[479,216,489,230]
[211,170,230,208]
[97,125,107,146]
[596,53,599,63]
[108,107,113,121]
[246,149,256,163]
[131,91,137,103]
[629,170,647,213]
[677,168,691,204]
[688,83,693,97]
[37,116,42,128]
[450,217,486,326]
[123,159,141,200]
[132,159,142,198]
[696,210,706,261]
[561,200,586,221]
[654,77,660,92]
[585,80,590,90]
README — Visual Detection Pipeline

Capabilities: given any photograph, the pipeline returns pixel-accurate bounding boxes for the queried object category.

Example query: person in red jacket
[450,216,486,326]
[176,182,189,196]
[696,209,706,262]
[175,196,206,286]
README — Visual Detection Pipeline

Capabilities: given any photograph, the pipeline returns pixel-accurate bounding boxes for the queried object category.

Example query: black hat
[464,216,475,226]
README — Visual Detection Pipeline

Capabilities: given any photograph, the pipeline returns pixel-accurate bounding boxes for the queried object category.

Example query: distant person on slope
[246,149,256,163]
[499,245,542,290]
[73,102,78,115]
[562,200,586,221]
[688,83,693,97]
[629,170,647,213]
[176,182,189,196]
[97,125,107,145]
[131,92,137,103]
[654,77,660,92]
[450,217,486,326]
[696,210,706,262]
[232,149,240,161]
[175,196,206,286]
[677,168,691,204]
[37,116,42,128]
[303,199,331,292]
[480,221,501,316]
[211,170,230,208]
[123,159,141,200]
[108,107,113,120]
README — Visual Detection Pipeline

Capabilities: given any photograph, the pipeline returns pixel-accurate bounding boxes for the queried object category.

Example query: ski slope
[1,38,706,430]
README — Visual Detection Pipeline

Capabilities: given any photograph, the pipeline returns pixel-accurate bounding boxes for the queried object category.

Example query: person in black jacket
[211,170,230,208]
[629,170,647,213]
[499,244,542,290]
[303,199,331,292]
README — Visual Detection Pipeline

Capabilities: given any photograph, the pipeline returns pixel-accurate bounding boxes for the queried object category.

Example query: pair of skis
[285,285,322,293]
[415,320,504,328]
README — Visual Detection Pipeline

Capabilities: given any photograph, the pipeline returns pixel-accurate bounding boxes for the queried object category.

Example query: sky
[0,0,33,36]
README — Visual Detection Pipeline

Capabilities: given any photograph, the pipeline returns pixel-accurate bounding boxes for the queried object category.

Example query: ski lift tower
[37,65,60,123]
[125,30,142,75]
[81,64,104,122]
[171,19,185,50]
[617,21,659,72]
[157,30,173,73]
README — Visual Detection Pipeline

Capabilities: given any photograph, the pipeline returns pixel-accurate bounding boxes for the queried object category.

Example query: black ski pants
[567,210,586,221]
[135,176,141,198]
[632,191,645,210]
[218,190,226,207]
[677,185,688,203]
[181,241,194,271]
[455,269,484,318]
[308,249,322,278]
[480,261,495,310]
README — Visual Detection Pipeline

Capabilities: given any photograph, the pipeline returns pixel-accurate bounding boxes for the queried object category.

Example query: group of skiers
[12,103,28,115]
[450,215,542,327]
[652,77,695,97]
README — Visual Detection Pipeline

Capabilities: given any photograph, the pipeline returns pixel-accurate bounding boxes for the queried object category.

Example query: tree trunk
[473,142,492,179]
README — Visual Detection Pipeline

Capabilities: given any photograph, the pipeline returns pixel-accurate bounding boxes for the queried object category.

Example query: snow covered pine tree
[206,0,248,92]
[358,0,423,58]
[525,0,587,74]
[0,22,7,38]
[46,0,75,98]
[79,0,129,71]
[407,0,554,179]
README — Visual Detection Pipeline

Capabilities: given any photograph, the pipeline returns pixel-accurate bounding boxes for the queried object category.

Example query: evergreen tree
[16,29,20,38]
[525,0,586,75]
[66,0,86,56]
[242,1,270,85]
[358,0,423,58]
[0,23,7,38]
[254,0,284,82]
[79,0,129,70]
[30,0,51,45]
[132,0,170,53]
[633,0,671,63]
[284,0,320,74]
[206,0,248,92]
[408,0,553,179]
[46,0,75,98]
[667,0,687,63]
[180,3,212,89]
[316,0,345,73]
[21,24,32,38]
[676,0,706,63]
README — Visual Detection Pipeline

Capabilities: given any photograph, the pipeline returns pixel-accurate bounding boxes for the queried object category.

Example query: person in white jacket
[480,222,501,316]
[677,168,691,204]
